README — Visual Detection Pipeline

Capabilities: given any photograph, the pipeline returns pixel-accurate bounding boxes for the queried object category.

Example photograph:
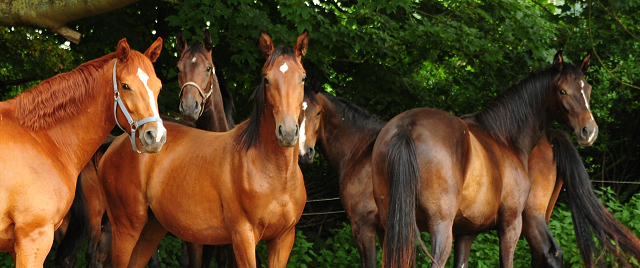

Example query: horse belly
[150,195,231,245]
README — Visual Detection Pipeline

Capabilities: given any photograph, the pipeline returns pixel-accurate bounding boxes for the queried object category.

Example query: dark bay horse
[297,85,385,268]
[372,52,599,268]
[98,30,309,267]
[297,86,574,268]
[0,38,165,267]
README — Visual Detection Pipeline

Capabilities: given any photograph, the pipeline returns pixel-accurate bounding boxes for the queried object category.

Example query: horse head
[549,51,598,146]
[260,30,309,147]
[113,37,166,153]
[176,30,220,122]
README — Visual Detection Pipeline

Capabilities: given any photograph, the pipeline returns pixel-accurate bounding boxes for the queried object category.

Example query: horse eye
[121,83,131,90]
[302,76,306,83]
[559,89,567,95]
[206,66,212,72]
[175,66,181,73]
[264,77,270,85]
[316,110,321,116]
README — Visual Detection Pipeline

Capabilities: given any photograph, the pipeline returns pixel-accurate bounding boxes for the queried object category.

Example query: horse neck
[195,87,229,132]
[318,97,383,173]
[35,63,115,174]
[476,72,555,160]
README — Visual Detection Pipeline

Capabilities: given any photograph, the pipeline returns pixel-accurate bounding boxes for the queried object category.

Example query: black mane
[323,91,385,135]
[236,45,299,150]
[475,62,584,147]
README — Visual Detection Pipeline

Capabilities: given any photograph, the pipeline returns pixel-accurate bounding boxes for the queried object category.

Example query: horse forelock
[179,42,211,63]
[14,53,120,131]
[476,64,567,146]
[262,46,299,74]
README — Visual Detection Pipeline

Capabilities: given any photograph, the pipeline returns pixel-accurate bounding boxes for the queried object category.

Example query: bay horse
[98,30,309,267]
[371,52,599,268]
[299,65,640,267]
[0,38,166,267]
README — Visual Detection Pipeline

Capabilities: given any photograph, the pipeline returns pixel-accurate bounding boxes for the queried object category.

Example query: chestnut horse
[0,38,165,267]
[371,52,600,268]
[98,30,309,267]
[55,30,236,268]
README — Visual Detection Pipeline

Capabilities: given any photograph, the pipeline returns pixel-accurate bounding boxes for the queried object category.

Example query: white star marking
[280,62,288,74]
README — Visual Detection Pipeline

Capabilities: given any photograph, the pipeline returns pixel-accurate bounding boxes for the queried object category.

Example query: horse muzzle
[179,97,202,123]
[276,117,299,147]
[298,147,315,164]
[576,121,598,146]
[138,123,167,153]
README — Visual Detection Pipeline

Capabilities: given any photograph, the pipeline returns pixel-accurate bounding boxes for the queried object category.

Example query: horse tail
[383,124,420,268]
[55,175,88,267]
[547,129,640,267]
[214,61,235,129]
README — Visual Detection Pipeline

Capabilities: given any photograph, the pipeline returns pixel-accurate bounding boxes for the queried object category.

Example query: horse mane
[214,61,236,129]
[322,91,384,137]
[475,62,583,146]
[236,45,298,150]
[14,53,118,130]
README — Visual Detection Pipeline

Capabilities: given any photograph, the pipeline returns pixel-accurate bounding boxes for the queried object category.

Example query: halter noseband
[112,60,163,154]
[179,67,218,117]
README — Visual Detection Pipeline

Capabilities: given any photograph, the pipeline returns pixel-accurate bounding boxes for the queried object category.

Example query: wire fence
[302,179,640,216]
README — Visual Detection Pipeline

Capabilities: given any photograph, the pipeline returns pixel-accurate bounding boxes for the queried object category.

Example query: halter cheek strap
[179,68,217,117]
[112,60,163,154]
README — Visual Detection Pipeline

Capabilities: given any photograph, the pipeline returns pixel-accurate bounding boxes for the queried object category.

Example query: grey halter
[179,67,217,117]
[112,60,163,154]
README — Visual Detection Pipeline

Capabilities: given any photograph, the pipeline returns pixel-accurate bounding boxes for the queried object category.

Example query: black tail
[383,125,420,268]
[214,61,235,129]
[548,129,640,267]
[55,175,88,267]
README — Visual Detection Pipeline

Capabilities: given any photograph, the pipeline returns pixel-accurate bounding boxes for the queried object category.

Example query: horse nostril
[278,125,284,138]
[295,125,299,136]
[193,101,200,112]
[581,126,589,139]
[308,148,314,155]
[144,130,156,144]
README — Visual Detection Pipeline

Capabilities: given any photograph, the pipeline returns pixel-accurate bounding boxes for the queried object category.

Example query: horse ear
[581,51,592,72]
[202,30,213,53]
[293,29,309,60]
[116,38,130,63]
[553,51,564,71]
[258,31,274,59]
[176,31,188,55]
[144,37,163,63]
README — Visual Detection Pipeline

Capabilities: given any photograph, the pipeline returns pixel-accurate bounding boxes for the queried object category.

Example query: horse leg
[93,214,112,268]
[497,215,523,268]
[453,233,478,268]
[185,242,204,268]
[127,212,168,268]
[14,224,55,268]
[108,209,147,267]
[266,227,296,268]
[201,245,215,267]
[351,216,378,268]
[522,212,562,267]
[230,226,258,268]
[429,221,454,268]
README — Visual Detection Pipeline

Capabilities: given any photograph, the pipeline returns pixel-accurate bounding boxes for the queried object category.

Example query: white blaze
[298,101,308,155]
[280,62,288,74]
[137,68,166,141]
